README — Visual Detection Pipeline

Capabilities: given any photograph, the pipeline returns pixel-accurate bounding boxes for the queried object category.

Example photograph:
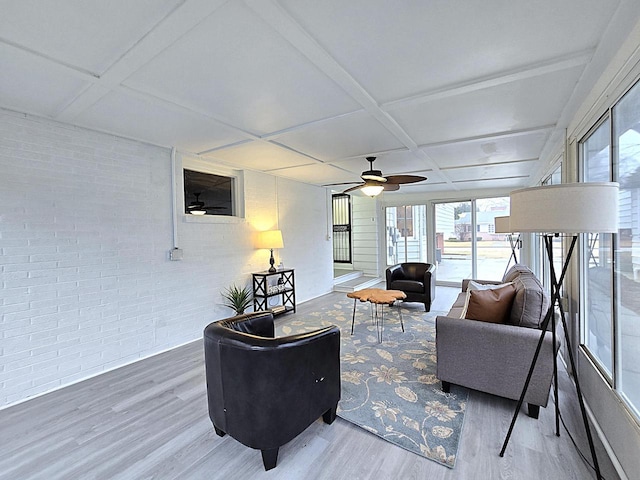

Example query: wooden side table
[346,288,406,342]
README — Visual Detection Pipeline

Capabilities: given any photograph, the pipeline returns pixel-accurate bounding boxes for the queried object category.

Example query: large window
[613,81,640,416]
[580,78,640,419]
[581,118,613,375]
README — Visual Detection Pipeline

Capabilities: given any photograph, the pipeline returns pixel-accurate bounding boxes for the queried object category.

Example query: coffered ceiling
[1,0,637,194]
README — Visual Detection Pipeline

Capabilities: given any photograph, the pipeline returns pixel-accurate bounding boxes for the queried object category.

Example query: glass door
[386,205,427,265]
[435,201,473,284]
[475,197,512,279]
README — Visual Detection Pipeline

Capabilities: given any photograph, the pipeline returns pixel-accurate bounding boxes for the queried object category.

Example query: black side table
[252,269,296,315]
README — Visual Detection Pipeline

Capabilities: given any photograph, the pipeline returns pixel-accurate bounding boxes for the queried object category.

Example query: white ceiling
[1,0,636,195]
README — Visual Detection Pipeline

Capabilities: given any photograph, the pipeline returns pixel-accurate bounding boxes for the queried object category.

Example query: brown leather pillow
[464,283,517,324]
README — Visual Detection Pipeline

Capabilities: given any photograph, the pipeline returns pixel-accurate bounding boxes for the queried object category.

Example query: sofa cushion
[390,279,424,293]
[463,284,517,324]
[509,274,549,328]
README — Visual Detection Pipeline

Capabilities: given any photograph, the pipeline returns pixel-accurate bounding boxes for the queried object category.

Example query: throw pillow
[464,283,517,324]
[459,281,513,318]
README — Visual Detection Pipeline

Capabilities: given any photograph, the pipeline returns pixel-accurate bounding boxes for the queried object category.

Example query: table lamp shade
[494,216,512,234]
[509,182,619,234]
[255,230,284,249]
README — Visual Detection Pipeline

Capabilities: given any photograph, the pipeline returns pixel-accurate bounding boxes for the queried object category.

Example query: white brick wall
[0,109,333,407]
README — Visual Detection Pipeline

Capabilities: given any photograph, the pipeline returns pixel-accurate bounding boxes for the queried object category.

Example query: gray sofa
[435,264,558,418]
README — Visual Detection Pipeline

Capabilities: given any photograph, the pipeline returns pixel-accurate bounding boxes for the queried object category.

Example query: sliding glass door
[435,201,473,283]
[475,197,512,279]
[434,197,511,284]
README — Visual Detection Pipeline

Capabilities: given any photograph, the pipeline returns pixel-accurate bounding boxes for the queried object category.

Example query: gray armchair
[386,262,436,311]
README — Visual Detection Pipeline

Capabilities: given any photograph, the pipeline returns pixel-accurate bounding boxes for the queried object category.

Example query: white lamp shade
[494,216,512,233]
[255,230,284,249]
[509,182,619,233]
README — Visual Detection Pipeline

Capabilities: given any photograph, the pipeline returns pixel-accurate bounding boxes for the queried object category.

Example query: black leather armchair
[386,262,436,311]
[203,311,340,471]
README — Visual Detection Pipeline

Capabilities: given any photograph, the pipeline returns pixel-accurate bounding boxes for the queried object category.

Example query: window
[579,78,640,419]
[581,117,613,375]
[178,156,244,222]
[540,164,563,294]
[397,206,414,237]
[184,169,234,216]
[613,80,640,416]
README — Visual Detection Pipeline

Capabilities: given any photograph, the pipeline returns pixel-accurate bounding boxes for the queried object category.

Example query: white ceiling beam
[419,125,555,149]
[55,0,231,122]
[382,50,594,112]
[439,158,539,172]
[452,175,530,184]
[0,36,99,82]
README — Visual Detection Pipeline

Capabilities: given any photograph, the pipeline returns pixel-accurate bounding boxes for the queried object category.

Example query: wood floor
[0,287,621,480]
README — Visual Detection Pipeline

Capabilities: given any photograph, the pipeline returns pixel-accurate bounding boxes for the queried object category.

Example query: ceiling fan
[326,157,427,196]
[187,192,226,215]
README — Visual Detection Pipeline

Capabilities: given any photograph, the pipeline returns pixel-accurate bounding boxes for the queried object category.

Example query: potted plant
[221,284,253,315]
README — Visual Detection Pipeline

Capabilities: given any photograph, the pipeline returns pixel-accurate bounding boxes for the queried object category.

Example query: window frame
[177,155,245,224]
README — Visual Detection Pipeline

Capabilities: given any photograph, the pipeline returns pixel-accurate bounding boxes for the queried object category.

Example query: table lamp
[255,230,284,273]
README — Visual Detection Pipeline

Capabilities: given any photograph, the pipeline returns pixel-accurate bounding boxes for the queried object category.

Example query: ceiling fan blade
[342,183,366,194]
[322,181,362,187]
[383,183,400,191]
[384,174,427,185]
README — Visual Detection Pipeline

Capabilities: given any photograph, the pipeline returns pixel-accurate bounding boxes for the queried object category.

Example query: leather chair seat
[390,279,424,293]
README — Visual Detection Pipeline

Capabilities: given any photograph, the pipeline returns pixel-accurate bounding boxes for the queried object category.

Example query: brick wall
[0,109,332,407]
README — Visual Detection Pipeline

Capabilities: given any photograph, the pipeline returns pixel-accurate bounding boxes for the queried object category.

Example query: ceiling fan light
[361,184,384,197]
[190,209,206,215]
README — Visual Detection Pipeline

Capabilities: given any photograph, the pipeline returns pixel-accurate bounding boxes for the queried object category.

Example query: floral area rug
[275,297,468,468]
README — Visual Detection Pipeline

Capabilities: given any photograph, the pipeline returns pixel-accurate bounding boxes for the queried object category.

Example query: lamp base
[268,249,276,273]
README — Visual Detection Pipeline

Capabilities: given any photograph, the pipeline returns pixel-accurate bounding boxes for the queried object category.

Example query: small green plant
[221,284,253,315]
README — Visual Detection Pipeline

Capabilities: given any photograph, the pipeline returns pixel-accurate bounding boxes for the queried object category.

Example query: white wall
[351,195,379,276]
[0,109,333,407]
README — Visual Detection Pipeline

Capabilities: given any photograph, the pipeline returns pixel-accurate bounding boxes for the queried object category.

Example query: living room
[2,1,640,479]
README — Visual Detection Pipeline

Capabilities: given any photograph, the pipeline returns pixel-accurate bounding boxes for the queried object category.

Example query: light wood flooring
[0,286,620,480]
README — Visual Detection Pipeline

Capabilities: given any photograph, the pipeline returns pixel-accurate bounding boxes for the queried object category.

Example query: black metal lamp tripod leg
[503,234,520,278]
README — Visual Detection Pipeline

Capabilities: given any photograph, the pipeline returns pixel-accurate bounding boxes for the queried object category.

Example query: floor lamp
[494,215,520,277]
[499,182,619,480]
